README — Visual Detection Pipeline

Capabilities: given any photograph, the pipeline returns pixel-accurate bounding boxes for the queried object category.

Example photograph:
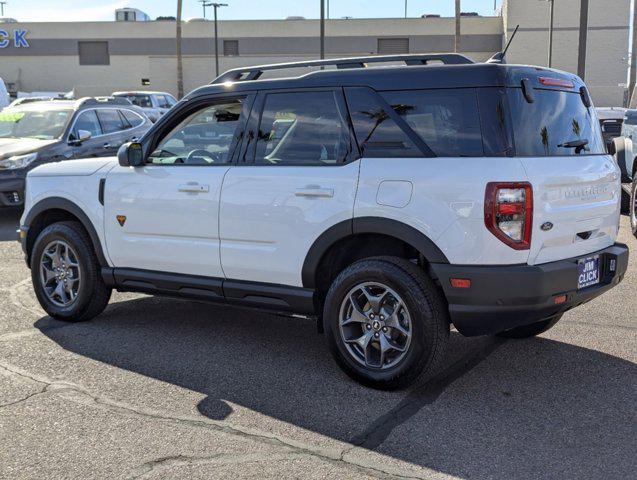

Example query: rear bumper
[431,243,629,336]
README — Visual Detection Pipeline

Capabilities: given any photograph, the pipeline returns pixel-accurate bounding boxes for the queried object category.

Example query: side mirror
[117,142,144,167]
[77,130,92,142]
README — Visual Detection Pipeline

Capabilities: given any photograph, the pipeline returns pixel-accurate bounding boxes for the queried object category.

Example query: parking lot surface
[0,207,635,479]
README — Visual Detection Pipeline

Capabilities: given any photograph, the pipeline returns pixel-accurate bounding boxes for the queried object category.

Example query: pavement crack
[348,338,507,451]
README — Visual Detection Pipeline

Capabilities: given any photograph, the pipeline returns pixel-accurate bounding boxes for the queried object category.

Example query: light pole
[404,0,407,18]
[198,0,210,18]
[210,3,227,77]
[540,0,555,68]
[320,0,325,60]
[0,2,7,17]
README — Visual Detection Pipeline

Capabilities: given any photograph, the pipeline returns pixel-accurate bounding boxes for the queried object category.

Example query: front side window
[71,110,102,139]
[380,89,484,157]
[148,98,244,165]
[0,108,72,140]
[255,91,349,165]
[96,109,126,134]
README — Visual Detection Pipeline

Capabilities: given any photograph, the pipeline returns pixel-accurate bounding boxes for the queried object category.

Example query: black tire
[621,187,630,215]
[496,314,562,339]
[630,176,637,237]
[323,256,449,390]
[31,221,111,322]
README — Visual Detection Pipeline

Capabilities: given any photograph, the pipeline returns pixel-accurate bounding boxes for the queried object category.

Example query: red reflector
[539,76,574,88]
[554,294,567,305]
[450,278,471,289]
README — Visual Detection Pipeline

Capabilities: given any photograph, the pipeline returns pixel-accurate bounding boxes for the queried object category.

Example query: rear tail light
[484,182,533,250]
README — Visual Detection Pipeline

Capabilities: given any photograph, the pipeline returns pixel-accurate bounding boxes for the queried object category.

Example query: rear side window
[72,110,102,138]
[507,88,605,156]
[380,89,484,157]
[96,109,126,134]
[255,91,349,165]
[121,109,144,127]
[345,88,421,158]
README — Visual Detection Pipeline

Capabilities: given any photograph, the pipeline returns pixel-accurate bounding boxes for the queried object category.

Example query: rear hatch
[503,72,619,265]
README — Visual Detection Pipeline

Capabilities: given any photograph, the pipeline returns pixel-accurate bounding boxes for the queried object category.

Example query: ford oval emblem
[541,221,554,231]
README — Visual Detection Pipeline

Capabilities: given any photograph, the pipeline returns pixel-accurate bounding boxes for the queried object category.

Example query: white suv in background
[19,55,628,389]
[112,91,177,122]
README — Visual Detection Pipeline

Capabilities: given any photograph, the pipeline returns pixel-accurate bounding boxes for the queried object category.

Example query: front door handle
[295,186,334,198]
[178,183,209,193]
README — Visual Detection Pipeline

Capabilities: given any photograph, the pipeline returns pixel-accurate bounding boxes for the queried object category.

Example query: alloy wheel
[39,240,82,307]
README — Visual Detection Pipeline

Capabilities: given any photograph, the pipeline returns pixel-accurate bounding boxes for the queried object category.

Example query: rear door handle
[295,186,334,198]
[178,183,209,193]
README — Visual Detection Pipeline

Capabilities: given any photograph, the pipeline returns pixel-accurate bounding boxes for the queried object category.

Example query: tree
[176,0,184,99]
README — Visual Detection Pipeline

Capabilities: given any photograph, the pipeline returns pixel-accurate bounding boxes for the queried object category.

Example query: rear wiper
[558,139,589,154]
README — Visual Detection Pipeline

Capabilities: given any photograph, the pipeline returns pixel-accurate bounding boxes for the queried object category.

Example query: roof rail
[75,96,133,108]
[212,53,474,84]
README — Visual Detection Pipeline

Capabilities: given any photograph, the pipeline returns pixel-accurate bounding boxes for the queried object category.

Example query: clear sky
[3,1,503,22]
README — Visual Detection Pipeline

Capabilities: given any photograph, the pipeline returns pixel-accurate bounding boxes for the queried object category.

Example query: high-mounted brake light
[484,182,533,250]
[539,77,575,89]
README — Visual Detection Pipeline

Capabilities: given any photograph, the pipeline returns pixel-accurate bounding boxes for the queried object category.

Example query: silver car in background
[112,91,178,122]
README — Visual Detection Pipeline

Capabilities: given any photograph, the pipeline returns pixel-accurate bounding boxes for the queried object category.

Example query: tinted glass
[477,88,515,157]
[380,89,484,157]
[148,98,244,165]
[156,95,171,109]
[345,88,421,158]
[0,108,72,140]
[255,91,349,165]
[72,110,102,138]
[507,88,605,156]
[96,109,126,134]
[121,109,144,128]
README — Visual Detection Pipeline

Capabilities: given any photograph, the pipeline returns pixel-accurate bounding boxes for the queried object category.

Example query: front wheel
[323,257,449,390]
[496,314,562,339]
[31,221,111,322]
[630,176,637,237]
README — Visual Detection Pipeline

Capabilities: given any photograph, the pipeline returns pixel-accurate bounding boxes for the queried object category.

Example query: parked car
[112,91,177,122]
[597,107,626,151]
[0,97,151,207]
[19,55,628,389]
[8,96,54,108]
[0,77,10,110]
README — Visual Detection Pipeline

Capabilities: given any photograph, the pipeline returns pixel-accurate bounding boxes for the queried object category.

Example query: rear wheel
[630,176,637,237]
[496,314,562,339]
[31,221,111,322]
[323,257,449,390]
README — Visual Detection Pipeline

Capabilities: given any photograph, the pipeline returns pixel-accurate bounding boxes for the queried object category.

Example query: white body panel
[218,163,360,286]
[102,164,229,277]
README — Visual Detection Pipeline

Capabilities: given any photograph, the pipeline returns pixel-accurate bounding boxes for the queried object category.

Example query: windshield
[507,88,605,156]
[0,108,72,140]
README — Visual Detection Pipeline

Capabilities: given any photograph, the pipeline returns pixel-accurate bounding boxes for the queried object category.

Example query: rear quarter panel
[354,157,531,265]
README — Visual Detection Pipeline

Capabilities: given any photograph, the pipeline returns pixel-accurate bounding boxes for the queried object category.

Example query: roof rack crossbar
[212,53,474,84]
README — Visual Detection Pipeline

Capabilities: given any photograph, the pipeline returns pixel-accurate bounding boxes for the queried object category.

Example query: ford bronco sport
[18,55,629,389]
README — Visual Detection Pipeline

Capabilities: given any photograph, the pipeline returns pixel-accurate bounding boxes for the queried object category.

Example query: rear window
[506,88,605,156]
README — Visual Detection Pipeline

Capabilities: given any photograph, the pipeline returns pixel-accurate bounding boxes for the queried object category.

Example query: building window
[224,40,239,56]
[78,41,110,66]
[377,38,409,54]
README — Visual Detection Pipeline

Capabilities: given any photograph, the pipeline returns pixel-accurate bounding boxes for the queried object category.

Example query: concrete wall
[0,17,502,98]
[504,0,630,107]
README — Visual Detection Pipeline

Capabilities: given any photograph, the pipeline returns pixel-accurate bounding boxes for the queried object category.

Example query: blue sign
[0,29,30,48]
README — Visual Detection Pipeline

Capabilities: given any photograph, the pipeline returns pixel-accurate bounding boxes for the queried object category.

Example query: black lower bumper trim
[431,243,629,337]
[0,178,25,206]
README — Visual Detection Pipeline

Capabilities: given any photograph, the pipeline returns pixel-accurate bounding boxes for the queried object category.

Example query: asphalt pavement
[0,206,635,479]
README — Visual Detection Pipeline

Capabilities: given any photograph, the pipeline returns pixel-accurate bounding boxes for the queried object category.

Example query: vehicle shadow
[34,295,636,479]
[0,207,21,242]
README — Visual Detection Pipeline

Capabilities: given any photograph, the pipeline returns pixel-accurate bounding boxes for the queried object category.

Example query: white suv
[18,55,629,389]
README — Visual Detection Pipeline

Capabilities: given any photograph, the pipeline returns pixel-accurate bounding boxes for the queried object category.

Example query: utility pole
[630,0,637,106]
[577,0,589,80]
[211,3,228,78]
[176,0,184,98]
[320,0,325,60]
[405,0,407,18]
[455,0,461,52]
[0,2,7,17]
[198,0,209,18]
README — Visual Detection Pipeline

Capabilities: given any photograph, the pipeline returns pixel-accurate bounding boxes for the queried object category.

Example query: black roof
[185,59,585,100]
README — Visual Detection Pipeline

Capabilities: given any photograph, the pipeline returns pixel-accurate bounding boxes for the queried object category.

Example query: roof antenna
[487,24,519,64]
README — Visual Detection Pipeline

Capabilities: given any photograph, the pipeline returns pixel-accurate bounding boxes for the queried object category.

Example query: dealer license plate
[577,255,600,290]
